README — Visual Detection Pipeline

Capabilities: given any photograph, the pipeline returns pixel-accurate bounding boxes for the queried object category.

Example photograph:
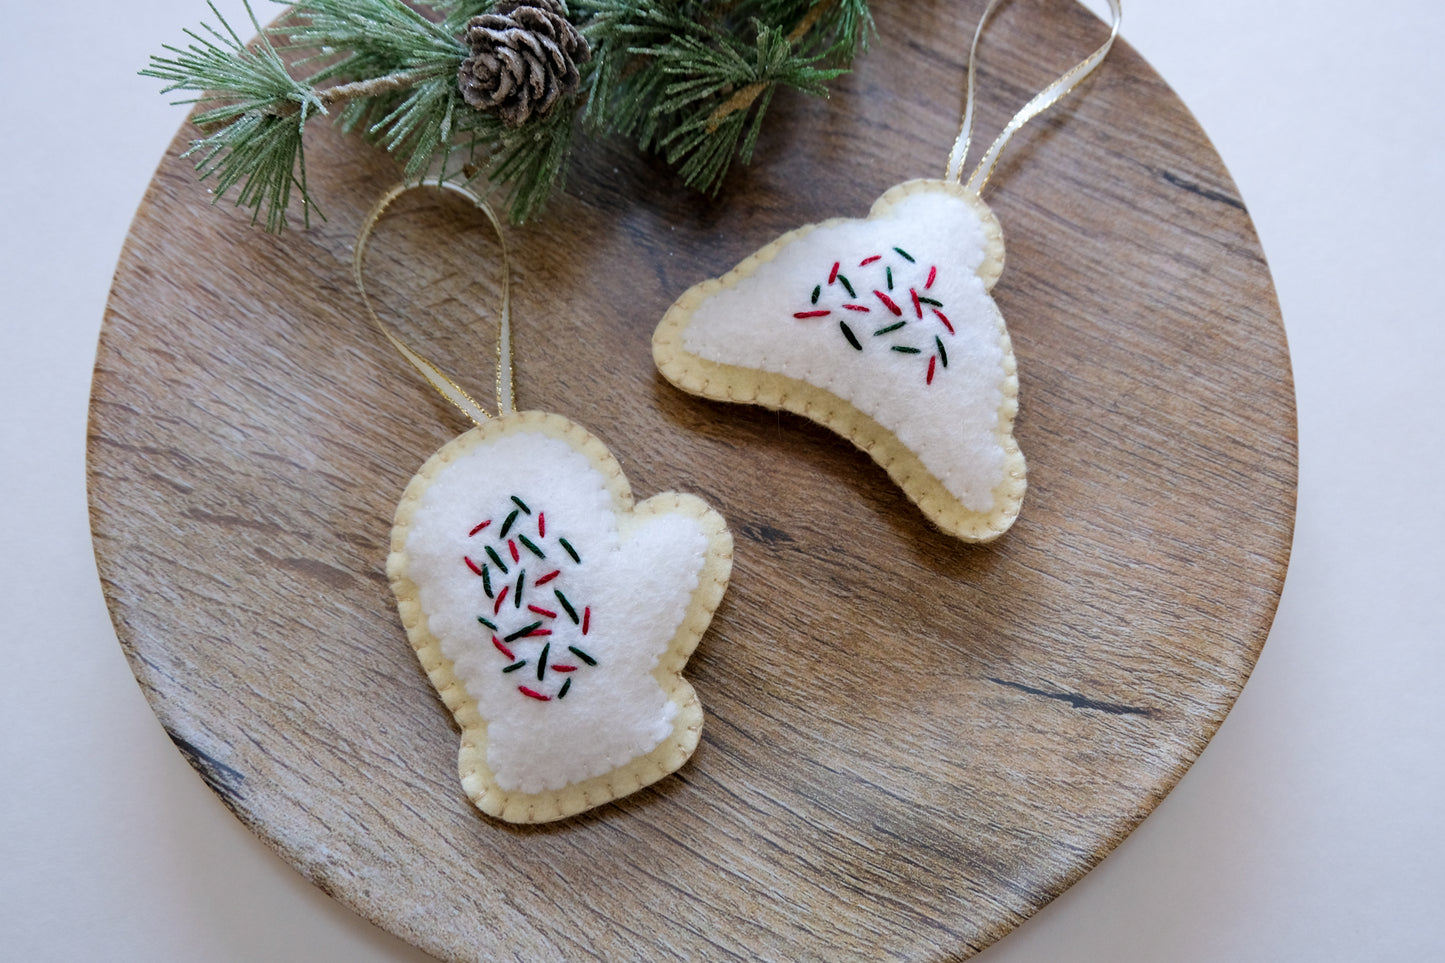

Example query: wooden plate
[89,2,1294,959]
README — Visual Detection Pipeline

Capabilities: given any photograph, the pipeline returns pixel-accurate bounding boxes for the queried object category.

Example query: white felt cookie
[388,411,732,823]
[654,179,1026,542]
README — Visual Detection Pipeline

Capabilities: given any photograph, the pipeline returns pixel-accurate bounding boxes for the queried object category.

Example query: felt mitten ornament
[654,0,1122,542]
[361,184,733,824]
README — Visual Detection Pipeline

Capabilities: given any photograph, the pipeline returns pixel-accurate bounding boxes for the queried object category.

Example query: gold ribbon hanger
[353,180,515,426]
[945,0,1123,193]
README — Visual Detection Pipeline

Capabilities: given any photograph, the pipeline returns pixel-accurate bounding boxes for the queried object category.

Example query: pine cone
[458,0,590,128]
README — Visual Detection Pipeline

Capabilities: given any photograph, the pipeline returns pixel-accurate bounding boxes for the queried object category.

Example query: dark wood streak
[166,730,246,811]
[255,549,359,591]
[1155,167,1249,211]
[88,1,1294,959]
[987,677,1157,717]
[182,508,290,535]
[737,523,796,545]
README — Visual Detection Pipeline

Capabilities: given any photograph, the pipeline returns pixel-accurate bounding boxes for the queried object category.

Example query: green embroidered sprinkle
[517,534,546,559]
[810,284,820,305]
[504,622,543,643]
[558,678,572,699]
[536,643,550,680]
[499,509,519,537]
[560,538,580,563]
[485,546,509,574]
[477,615,497,631]
[502,660,527,673]
[894,246,915,262]
[568,645,597,666]
[515,570,526,607]
[554,589,580,623]
[936,335,949,367]
[873,320,906,336]
[886,266,893,290]
[840,321,863,350]
[891,345,922,354]
[482,565,493,598]
[837,273,856,298]
[919,295,943,307]
[510,495,531,514]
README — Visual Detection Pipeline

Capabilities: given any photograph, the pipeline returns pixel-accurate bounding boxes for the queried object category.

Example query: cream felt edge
[653,179,1025,542]
[387,410,734,824]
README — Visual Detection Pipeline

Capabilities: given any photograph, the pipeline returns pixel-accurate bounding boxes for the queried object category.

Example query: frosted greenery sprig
[143,0,872,230]
[577,0,871,191]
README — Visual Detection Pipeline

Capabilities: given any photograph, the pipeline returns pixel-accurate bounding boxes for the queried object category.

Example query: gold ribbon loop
[354,180,515,426]
[945,0,1123,193]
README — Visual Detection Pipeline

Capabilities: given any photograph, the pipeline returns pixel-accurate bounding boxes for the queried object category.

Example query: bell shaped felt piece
[389,411,732,823]
[654,180,1027,542]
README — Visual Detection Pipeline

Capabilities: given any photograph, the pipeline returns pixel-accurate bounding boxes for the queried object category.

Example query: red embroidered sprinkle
[874,290,903,316]
[553,664,578,672]
[518,686,551,701]
[527,628,553,637]
[468,521,491,537]
[493,585,510,614]
[926,266,937,289]
[859,255,882,266]
[793,310,831,319]
[828,261,840,283]
[464,556,485,577]
[493,636,515,660]
[910,288,923,318]
[933,308,955,333]
[842,303,871,312]
[535,569,561,585]
[537,513,545,538]
[528,604,558,618]
[508,540,520,563]
[582,607,591,635]
[927,356,937,385]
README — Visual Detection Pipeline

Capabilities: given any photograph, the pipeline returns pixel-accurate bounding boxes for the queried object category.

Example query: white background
[3,1,1442,959]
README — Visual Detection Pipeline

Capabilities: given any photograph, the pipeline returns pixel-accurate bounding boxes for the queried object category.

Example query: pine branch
[463,102,578,223]
[653,20,845,192]
[142,1,322,230]
[278,0,470,81]
[276,0,475,180]
[574,0,695,147]
[144,0,874,231]
[314,68,442,107]
[576,0,870,194]
[702,0,831,129]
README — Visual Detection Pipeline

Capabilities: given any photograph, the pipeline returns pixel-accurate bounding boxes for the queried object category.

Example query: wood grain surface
[88,1,1296,959]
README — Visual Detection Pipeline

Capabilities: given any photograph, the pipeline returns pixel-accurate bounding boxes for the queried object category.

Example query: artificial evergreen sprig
[143,2,324,231]
[144,0,872,230]
[577,0,871,192]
